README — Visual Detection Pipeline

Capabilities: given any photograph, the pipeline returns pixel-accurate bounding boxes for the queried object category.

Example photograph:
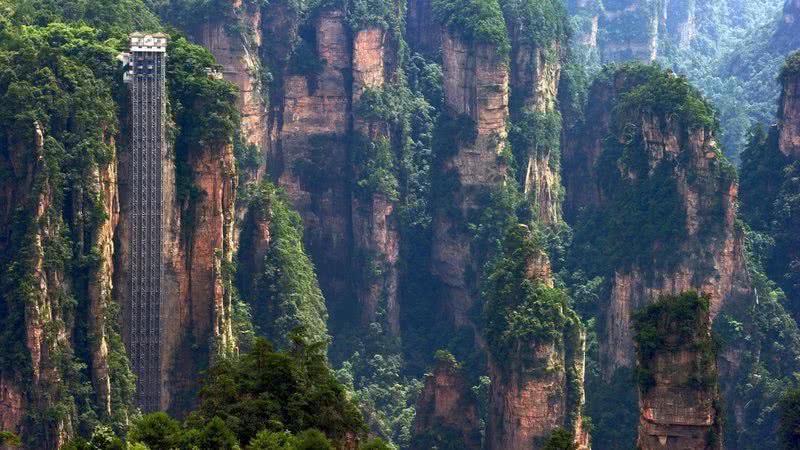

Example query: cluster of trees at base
[58,337,389,450]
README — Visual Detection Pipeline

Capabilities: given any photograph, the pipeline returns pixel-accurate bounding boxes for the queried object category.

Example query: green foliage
[780,388,800,450]
[781,51,800,82]
[509,109,562,185]
[432,0,510,56]
[346,0,403,32]
[248,430,298,450]
[9,0,161,37]
[359,438,393,450]
[0,432,21,447]
[617,69,718,132]
[191,337,366,446]
[166,33,240,204]
[633,292,716,391]
[293,430,335,450]
[739,124,787,229]
[336,351,421,447]
[710,222,800,449]
[350,133,400,201]
[128,412,181,450]
[583,130,687,270]
[237,182,329,351]
[499,0,568,50]
[150,0,267,32]
[542,428,577,450]
[659,0,789,162]
[62,425,127,450]
[0,19,137,445]
[583,368,638,450]
[483,225,583,365]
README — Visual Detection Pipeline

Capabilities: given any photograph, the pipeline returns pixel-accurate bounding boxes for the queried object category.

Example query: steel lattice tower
[125,33,167,412]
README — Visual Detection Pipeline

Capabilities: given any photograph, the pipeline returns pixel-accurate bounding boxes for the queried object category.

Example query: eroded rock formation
[504,5,565,224]
[563,66,752,377]
[780,58,800,158]
[635,293,721,450]
[569,0,696,63]
[411,354,482,450]
[431,30,509,326]
[1,124,132,447]
[484,227,588,450]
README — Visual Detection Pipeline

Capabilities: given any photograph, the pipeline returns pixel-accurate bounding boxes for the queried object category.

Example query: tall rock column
[780,53,800,159]
[407,0,443,56]
[484,226,588,450]
[410,352,482,450]
[563,66,751,378]
[194,0,267,189]
[431,29,509,326]
[157,141,237,414]
[269,8,353,315]
[598,0,660,62]
[503,0,569,224]
[634,292,722,450]
[351,27,402,335]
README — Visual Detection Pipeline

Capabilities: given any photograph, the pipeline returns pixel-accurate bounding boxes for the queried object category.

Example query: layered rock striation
[483,226,588,450]
[411,353,482,450]
[564,65,751,377]
[430,28,509,326]
[634,292,721,450]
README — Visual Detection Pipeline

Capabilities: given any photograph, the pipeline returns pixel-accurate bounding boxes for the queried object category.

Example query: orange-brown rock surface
[0,125,127,448]
[431,31,509,326]
[351,27,402,335]
[484,234,588,450]
[599,119,750,376]
[411,355,482,450]
[563,69,752,378]
[506,17,563,224]
[116,132,237,414]
[268,9,354,315]
[780,64,800,158]
[635,295,722,450]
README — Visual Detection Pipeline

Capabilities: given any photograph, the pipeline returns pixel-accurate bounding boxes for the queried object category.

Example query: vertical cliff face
[564,66,751,377]
[569,0,696,63]
[411,353,482,450]
[195,1,266,158]
[598,0,660,63]
[780,57,800,158]
[1,129,132,448]
[503,0,568,225]
[160,141,238,414]
[351,27,402,335]
[267,9,354,320]
[483,226,587,450]
[407,0,443,56]
[634,293,721,450]
[664,0,696,49]
[116,137,238,415]
[775,0,800,50]
[0,29,138,447]
[431,30,509,325]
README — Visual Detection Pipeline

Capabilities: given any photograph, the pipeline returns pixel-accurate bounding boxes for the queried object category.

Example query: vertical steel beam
[128,33,167,412]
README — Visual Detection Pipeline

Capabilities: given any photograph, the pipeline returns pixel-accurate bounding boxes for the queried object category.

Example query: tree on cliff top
[433,0,510,56]
[483,225,582,363]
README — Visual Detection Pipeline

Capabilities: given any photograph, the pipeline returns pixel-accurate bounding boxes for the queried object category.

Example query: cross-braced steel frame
[129,44,165,413]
